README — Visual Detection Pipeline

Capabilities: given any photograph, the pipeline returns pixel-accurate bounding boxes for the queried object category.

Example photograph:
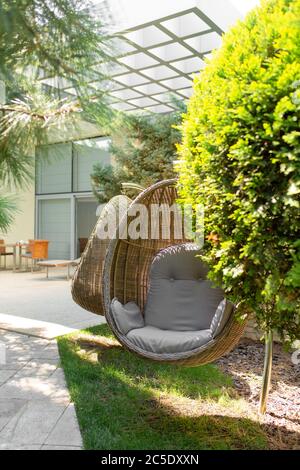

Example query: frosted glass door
[38,198,71,259]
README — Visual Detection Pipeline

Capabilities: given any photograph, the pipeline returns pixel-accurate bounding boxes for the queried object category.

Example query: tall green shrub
[177,0,300,343]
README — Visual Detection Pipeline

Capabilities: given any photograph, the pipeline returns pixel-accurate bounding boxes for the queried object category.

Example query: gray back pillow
[111,298,144,335]
[144,244,224,331]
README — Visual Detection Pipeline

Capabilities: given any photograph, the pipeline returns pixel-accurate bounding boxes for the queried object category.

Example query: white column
[70,195,76,260]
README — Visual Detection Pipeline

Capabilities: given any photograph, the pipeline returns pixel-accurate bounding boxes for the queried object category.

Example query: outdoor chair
[21,239,49,272]
[72,179,246,365]
[103,180,246,366]
[107,243,243,365]
[0,239,14,269]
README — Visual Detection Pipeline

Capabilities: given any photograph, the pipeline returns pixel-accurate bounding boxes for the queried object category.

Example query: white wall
[0,182,35,266]
[0,80,35,265]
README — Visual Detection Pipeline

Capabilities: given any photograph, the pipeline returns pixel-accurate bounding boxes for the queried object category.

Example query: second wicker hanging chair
[72,194,131,315]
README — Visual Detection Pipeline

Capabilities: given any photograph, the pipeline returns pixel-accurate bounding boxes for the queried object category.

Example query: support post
[259,329,273,414]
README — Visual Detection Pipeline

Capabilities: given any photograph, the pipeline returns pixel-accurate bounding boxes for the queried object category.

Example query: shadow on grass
[58,324,268,450]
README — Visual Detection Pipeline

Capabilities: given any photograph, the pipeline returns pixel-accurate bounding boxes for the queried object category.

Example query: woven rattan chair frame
[103,179,247,365]
[72,195,131,315]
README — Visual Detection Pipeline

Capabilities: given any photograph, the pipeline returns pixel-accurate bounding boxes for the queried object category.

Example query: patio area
[0,269,104,339]
[0,268,104,449]
[0,268,103,339]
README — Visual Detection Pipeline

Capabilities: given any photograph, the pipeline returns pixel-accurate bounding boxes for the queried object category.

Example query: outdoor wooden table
[37,259,80,280]
[0,243,17,271]
[0,242,29,271]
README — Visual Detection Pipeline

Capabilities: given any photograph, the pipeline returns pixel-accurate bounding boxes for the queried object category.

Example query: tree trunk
[259,329,273,414]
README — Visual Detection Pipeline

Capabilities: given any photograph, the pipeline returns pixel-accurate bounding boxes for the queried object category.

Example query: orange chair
[21,239,49,272]
[0,239,14,269]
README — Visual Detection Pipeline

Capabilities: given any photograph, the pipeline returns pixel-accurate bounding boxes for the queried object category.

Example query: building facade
[1,0,246,260]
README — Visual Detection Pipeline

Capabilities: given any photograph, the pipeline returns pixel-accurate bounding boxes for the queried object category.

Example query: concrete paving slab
[0,441,42,450]
[71,317,104,329]
[0,398,27,433]
[45,404,82,447]
[0,370,69,400]
[0,361,29,371]
[0,399,67,445]
[0,314,77,340]
[0,332,83,449]
[0,269,92,450]
[14,359,58,378]
[0,369,18,385]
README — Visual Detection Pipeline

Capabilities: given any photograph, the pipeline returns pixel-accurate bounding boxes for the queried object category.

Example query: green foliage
[0,0,109,85]
[0,0,112,230]
[177,0,300,342]
[0,195,17,233]
[0,84,81,230]
[91,101,185,202]
[111,103,185,186]
[0,0,114,126]
[91,163,124,204]
[0,87,79,189]
[0,148,33,190]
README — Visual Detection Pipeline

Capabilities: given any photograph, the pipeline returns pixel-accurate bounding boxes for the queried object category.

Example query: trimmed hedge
[177,0,300,342]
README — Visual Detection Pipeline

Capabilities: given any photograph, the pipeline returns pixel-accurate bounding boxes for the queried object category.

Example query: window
[35,137,111,194]
[36,143,72,194]
[72,137,111,192]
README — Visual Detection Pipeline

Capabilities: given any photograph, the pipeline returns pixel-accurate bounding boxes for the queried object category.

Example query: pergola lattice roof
[40,3,234,113]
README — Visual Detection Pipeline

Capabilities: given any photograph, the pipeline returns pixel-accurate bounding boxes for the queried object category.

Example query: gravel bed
[217,339,300,449]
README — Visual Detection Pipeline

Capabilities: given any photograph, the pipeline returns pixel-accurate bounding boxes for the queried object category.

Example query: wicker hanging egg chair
[72,194,131,315]
[103,179,247,366]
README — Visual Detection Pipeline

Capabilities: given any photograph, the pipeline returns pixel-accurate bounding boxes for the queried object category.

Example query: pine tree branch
[0,102,80,122]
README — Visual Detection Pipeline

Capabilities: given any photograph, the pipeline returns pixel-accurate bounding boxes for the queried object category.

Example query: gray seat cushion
[144,244,224,331]
[127,326,212,354]
[111,298,144,335]
[109,244,234,355]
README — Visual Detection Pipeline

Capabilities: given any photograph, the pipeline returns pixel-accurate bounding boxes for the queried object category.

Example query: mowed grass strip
[58,324,268,450]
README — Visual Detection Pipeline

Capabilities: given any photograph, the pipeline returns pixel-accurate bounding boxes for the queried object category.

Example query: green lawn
[58,324,268,450]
